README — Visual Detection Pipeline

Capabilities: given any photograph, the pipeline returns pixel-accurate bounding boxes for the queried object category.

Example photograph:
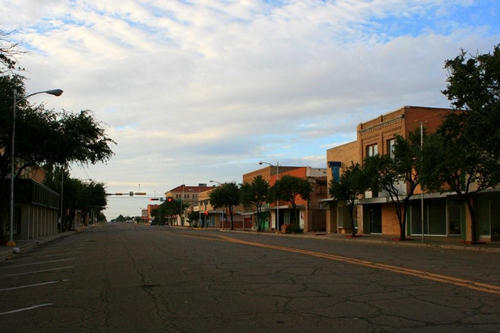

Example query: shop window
[447,200,463,235]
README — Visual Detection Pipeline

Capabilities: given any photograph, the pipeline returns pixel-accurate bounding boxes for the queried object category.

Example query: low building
[165,184,212,226]
[2,178,60,241]
[242,166,327,232]
[195,187,246,229]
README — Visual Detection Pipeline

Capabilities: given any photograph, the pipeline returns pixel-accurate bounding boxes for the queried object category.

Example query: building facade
[242,166,327,232]
[325,106,500,242]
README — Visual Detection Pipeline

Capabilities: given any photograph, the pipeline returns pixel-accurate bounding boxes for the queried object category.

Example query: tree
[363,132,422,240]
[240,175,269,231]
[0,74,114,238]
[0,31,24,74]
[329,163,368,237]
[269,175,312,229]
[44,167,108,230]
[420,45,500,243]
[187,210,200,227]
[158,198,187,225]
[209,183,240,230]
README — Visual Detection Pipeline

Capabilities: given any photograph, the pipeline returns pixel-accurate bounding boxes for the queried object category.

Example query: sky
[1,0,499,219]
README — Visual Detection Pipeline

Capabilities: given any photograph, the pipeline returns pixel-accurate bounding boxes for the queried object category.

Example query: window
[366,144,378,157]
[387,139,396,159]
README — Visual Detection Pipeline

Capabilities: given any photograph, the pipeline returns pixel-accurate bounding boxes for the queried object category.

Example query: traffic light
[167,197,173,202]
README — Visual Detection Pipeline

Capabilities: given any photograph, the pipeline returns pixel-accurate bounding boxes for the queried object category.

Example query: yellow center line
[174,232,500,296]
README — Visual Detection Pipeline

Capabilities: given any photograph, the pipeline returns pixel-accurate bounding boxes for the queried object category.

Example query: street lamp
[209,180,224,229]
[7,88,63,247]
[259,161,280,232]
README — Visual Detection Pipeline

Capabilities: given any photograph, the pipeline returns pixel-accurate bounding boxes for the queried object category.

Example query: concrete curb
[0,230,78,262]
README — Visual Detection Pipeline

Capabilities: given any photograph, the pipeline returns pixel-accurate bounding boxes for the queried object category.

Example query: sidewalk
[216,228,500,253]
[0,230,77,262]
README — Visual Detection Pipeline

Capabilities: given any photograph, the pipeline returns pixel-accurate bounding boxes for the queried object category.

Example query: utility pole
[420,121,424,243]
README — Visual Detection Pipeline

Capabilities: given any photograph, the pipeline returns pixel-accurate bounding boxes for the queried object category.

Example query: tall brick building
[325,106,500,241]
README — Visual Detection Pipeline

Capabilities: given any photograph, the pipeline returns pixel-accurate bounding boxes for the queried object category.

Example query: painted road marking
[0,303,53,316]
[0,279,70,292]
[35,251,83,259]
[3,266,74,277]
[0,258,73,269]
[175,232,500,296]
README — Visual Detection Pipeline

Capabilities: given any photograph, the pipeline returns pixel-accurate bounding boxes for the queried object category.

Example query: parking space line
[0,279,70,292]
[35,252,82,258]
[1,258,73,269]
[0,303,53,316]
[3,266,74,277]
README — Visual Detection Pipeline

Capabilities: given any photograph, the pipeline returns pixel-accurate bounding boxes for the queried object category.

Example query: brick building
[325,106,500,241]
[242,166,327,232]
[193,187,247,229]
[165,184,212,226]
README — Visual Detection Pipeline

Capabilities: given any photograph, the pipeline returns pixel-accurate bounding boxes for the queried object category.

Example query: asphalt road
[1,223,500,332]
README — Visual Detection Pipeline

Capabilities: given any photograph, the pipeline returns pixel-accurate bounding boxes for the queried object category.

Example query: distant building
[146,204,160,223]
[242,166,327,232]
[165,184,212,226]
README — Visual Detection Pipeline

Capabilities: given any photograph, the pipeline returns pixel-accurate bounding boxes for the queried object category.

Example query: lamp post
[209,180,224,229]
[420,121,424,243]
[259,161,280,232]
[7,88,63,247]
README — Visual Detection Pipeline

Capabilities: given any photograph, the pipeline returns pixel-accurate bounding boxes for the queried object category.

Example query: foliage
[113,215,137,223]
[187,210,200,227]
[209,182,240,230]
[269,175,312,228]
[0,31,24,74]
[363,132,422,240]
[149,198,188,225]
[240,175,269,231]
[420,45,500,242]
[44,166,107,230]
[329,163,368,237]
[0,35,115,238]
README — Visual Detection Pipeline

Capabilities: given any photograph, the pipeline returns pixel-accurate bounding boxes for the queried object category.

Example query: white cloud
[2,0,498,218]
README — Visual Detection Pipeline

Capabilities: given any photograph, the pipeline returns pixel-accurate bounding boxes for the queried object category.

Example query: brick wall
[326,140,359,185]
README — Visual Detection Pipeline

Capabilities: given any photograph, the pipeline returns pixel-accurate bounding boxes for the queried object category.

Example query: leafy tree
[209,182,240,230]
[187,210,200,227]
[269,175,312,229]
[240,175,269,231]
[150,208,164,225]
[363,132,422,240]
[44,167,107,230]
[0,72,114,238]
[329,162,368,237]
[420,46,500,242]
[157,198,187,225]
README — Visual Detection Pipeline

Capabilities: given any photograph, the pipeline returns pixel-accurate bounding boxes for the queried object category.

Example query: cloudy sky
[2,0,499,219]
